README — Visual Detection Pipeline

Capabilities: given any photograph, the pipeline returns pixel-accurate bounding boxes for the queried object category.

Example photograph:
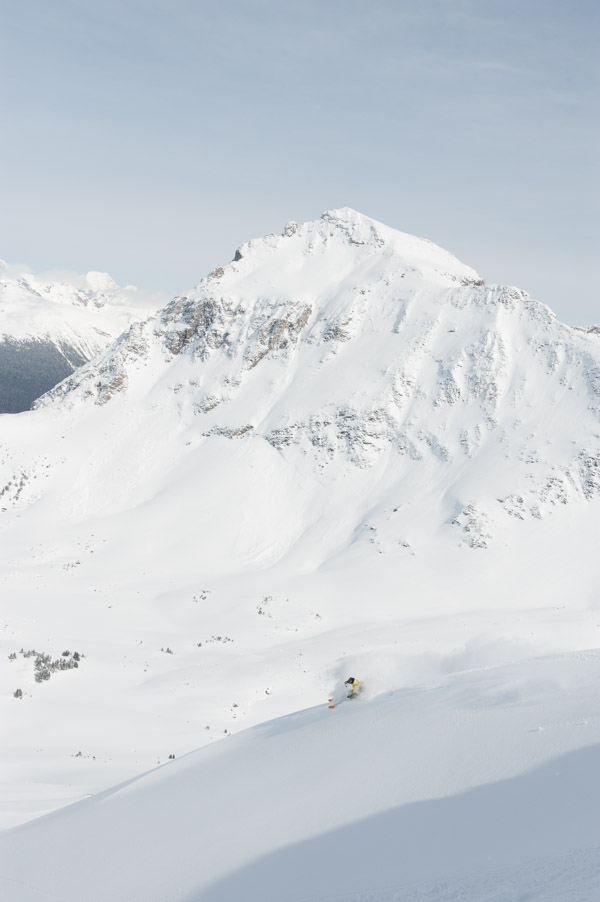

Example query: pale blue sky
[1,0,598,322]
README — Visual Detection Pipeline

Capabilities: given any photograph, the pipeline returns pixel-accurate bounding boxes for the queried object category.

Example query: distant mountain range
[0,260,164,412]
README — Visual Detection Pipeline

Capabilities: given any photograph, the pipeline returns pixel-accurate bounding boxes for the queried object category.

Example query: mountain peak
[224,208,482,292]
[320,207,481,279]
[319,205,390,239]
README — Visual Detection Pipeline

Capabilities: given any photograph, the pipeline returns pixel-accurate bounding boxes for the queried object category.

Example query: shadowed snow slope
[1,210,600,900]
[1,652,600,902]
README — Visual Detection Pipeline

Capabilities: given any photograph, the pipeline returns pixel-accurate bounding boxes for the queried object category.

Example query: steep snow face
[2,209,600,837]
[0,260,165,412]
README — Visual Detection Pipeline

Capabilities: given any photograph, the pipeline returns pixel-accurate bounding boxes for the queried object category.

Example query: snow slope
[1,208,600,898]
[0,260,165,411]
[2,651,600,901]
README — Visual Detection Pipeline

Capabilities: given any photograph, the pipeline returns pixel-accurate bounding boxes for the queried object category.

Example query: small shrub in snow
[192,589,212,602]
[12,648,84,684]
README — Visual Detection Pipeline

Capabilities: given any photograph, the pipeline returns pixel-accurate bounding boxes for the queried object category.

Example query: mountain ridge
[0,259,165,412]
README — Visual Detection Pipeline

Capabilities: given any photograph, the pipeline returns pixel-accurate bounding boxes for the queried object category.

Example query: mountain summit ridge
[213,207,483,294]
[36,208,538,417]
[226,207,484,286]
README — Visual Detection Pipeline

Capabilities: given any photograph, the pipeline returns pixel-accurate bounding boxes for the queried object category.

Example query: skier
[345,677,360,699]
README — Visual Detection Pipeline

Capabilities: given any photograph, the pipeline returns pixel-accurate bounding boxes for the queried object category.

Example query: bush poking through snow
[9,648,84,683]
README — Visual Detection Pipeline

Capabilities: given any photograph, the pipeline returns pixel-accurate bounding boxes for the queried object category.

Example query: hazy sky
[1,0,598,323]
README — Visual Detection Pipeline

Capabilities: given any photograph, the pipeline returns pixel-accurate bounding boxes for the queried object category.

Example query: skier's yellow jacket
[347,678,360,696]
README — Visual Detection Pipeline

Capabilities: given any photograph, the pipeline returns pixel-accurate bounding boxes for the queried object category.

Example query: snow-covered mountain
[18,207,600,589]
[1,209,600,900]
[0,259,165,412]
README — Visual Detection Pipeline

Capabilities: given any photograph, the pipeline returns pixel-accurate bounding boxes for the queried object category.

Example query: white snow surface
[1,208,600,900]
[3,653,600,902]
[0,257,165,352]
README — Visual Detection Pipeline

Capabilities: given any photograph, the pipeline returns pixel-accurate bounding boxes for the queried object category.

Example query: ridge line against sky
[1,0,598,324]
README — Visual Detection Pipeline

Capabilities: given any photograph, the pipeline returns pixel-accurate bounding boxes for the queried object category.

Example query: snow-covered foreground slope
[2,651,600,902]
[0,260,165,411]
[1,209,600,898]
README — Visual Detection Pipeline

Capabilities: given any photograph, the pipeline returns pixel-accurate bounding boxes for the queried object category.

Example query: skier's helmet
[345,677,355,684]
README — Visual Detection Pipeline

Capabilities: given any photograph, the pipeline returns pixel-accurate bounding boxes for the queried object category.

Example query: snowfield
[1,208,600,899]
[2,653,600,901]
